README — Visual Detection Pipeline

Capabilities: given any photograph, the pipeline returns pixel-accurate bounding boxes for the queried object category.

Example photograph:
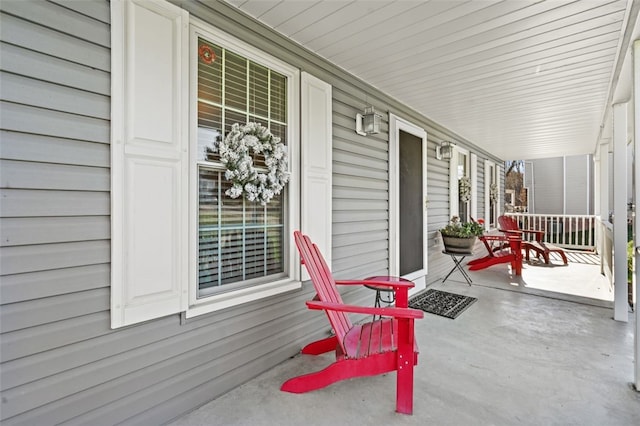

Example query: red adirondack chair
[467,234,523,275]
[282,231,424,415]
[498,215,567,265]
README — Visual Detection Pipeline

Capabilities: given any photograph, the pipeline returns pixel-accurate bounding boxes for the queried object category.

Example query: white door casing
[389,113,427,294]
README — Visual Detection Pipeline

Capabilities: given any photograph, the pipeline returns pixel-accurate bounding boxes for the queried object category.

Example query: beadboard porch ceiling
[223,0,638,161]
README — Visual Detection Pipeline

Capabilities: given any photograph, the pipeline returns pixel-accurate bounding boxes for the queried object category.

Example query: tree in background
[505,160,526,211]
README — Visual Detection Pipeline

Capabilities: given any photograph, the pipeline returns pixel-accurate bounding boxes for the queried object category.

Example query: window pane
[199,169,220,290]
[266,227,284,274]
[225,51,247,111]
[266,193,283,225]
[270,71,287,123]
[198,228,219,291]
[198,39,222,103]
[220,179,243,226]
[225,109,247,135]
[249,63,269,118]
[246,201,265,226]
[220,229,244,285]
[269,122,286,144]
[245,228,265,280]
[197,102,222,161]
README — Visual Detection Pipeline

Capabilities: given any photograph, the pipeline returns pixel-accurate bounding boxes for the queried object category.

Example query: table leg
[442,254,473,285]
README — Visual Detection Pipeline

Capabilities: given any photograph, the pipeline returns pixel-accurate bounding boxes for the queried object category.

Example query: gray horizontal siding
[1,216,110,246]
[0,0,504,424]
[0,42,110,95]
[0,102,110,143]
[1,71,110,118]
[1,288,110,333]
[1,130,110,167]
[0,189,110,217]
[1,160,109,191]
[1,241,110,275]
[0,12,110,71]
[49,0,111,23]
[0,264,109,304]
[2,293,318,424]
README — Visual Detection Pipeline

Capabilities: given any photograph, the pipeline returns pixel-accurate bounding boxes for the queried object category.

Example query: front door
[389,114,427,293]
[399,130,423,276]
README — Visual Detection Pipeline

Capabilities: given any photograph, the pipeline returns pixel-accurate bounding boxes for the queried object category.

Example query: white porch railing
[505,213,597,251]
[506,213,614,293]
[597,219,613,285]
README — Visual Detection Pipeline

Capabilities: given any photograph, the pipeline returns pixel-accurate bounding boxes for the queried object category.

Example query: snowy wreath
[459,176,471,203]
[489,183,499,203]
[217,122,290,205]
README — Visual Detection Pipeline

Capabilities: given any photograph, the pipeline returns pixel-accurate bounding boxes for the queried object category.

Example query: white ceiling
[223,0,636,160]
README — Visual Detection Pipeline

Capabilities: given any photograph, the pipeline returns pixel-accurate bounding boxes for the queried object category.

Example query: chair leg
[281,359,359,393]
[300,336,338,355]
[395,351,414,414]
[560,251,568,264]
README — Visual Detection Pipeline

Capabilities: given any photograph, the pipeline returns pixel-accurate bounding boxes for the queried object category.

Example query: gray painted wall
[0,0,503,424]
[525,155,594,215]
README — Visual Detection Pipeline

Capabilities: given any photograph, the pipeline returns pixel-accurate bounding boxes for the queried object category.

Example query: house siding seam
[0,0,504,424]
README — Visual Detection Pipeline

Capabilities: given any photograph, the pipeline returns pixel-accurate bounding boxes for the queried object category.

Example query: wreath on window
[216,122,290,205]
[489,183,499,203]
[459,176,471,203]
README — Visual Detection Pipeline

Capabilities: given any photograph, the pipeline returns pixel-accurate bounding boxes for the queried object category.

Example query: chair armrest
[482,234,520,242]
[522,229,544,242]
[499,228,544,241]
[499,228,523,235]
[306,300,424,319]
[334,279,415,289]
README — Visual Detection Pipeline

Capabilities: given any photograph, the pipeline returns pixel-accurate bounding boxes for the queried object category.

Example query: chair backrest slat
[294,231,352,349]
[498,215,518,232]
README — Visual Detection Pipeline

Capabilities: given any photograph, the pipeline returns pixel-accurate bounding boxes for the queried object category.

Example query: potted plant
[440,216,485,253]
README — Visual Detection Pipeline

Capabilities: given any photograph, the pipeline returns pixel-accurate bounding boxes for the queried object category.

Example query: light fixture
[436,141,455,160]
[355,106,382,136]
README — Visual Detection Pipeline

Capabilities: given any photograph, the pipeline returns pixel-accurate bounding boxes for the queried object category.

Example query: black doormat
[409,289,477,319]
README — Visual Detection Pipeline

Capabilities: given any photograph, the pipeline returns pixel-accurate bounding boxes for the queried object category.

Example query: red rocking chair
[281,231,424,414]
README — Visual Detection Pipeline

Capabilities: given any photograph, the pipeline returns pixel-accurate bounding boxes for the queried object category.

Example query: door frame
[389,113,428,293]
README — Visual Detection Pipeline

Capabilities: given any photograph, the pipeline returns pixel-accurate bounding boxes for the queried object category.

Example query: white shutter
[301,72,332,271]
[111,0,188,328]
[497,163,503,216]
[470,153,478,220]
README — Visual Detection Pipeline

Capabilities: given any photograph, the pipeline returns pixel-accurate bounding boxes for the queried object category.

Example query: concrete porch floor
[458,250,615,307]
[170,256,638,426]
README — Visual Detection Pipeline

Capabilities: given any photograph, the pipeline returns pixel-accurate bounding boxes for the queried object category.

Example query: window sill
[185,278,302,318]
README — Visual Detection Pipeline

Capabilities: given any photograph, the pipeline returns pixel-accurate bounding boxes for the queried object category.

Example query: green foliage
[440,216,485,238]
[628,239,634,283]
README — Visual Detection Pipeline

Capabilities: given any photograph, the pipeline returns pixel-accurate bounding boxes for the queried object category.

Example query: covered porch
[170,259,636,425]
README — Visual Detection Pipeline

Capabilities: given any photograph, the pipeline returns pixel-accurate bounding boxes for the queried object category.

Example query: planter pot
[442,236,477,253]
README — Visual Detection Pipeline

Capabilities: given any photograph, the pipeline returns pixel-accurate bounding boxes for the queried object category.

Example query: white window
[111,0,335,327]
[187,23,301,316]
[449,146,470,222]
[484,160,501,229]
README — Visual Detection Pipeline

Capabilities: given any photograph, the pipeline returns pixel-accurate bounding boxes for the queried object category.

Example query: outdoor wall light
[355,105,382,136]
[436,141,456,160]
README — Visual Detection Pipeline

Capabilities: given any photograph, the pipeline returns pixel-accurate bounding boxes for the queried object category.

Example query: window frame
[186,19,301,318]
[449,146,471,222]
[484,160,500,229]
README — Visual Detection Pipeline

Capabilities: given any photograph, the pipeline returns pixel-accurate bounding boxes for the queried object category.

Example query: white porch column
[613,102,629,323]
[632,39,640,390]
[599,140,610,222]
